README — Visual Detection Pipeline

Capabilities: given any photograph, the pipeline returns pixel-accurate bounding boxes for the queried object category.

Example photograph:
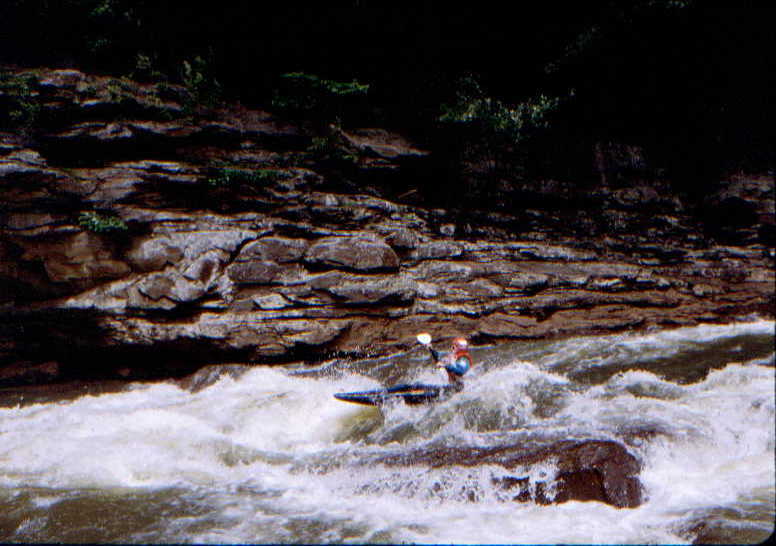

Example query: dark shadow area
[0,307,253,387]
[1,1,771,192]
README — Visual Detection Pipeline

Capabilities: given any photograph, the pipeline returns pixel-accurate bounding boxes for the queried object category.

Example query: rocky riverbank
[1,67,774,387]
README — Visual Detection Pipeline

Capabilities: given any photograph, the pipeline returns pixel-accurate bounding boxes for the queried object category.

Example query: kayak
[333,382,463,406]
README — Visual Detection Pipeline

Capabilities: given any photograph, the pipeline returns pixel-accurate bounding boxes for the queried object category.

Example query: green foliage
[205,168,289,187]
[1,0,766,188]
[271,72,369,123]
[131,52,166,82]
[439,74,560,145]
[104,77,138,103]
[435,74,565,193]
[134,53,152,74]
[0,71,40,129]
[78,211,128,233]
[545,0,693,75]
[181,56,223,111]
[307,133,360,165]
[89,0,118,18]
[545,26,600,74]
[88,37,112,54]
[83,0,141,62]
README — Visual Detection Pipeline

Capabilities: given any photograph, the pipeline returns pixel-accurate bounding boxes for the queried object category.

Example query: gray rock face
[305,236,400,272]
[0,67,773,386]
[238,237,309,264]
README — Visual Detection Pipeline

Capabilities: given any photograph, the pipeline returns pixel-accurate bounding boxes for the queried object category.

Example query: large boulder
[341,128,430,161]
[376,439,643,508]
[235,236,309,263]
[304,236,400,272]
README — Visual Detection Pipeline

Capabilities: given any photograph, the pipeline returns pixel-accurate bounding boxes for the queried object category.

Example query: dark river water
[1,318,773,543]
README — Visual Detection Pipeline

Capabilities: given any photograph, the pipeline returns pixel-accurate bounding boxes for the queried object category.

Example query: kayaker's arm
[426,345,442,363]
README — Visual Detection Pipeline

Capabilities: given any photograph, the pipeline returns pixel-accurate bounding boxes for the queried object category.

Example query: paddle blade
[416,332,432,345]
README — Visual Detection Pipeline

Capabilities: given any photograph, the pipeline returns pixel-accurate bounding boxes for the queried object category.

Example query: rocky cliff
[1,67,773,386]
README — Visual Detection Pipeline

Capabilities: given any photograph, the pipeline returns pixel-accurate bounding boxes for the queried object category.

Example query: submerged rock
[376,439,643,509]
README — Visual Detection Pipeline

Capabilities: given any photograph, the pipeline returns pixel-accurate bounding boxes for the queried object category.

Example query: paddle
[416,332,432,346]
[416,332,444,367]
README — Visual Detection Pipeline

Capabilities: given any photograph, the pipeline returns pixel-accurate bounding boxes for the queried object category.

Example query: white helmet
[452,337,468,351]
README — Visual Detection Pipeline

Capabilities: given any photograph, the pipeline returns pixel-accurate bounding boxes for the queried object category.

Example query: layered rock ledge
[1,67,774,386]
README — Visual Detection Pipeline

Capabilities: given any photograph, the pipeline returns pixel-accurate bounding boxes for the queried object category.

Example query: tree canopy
[1,1,771,188]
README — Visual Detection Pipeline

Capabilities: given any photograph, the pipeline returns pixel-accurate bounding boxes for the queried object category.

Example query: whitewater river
[1,318,773,544]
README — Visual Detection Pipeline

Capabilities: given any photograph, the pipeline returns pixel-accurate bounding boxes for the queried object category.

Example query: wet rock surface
[376,439,643,508]
[1,67,774,386]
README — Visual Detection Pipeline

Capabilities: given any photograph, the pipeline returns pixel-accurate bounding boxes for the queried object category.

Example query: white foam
[0,368,376,489]
[540,318,774,372]
[0,320,772,544]
[552,357,775,531]
[641,362,775,508]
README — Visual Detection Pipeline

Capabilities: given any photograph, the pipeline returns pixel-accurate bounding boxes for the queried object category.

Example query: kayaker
[420,335,471,386]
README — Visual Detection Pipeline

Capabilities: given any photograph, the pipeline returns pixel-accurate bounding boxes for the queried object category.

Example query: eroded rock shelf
[1,68,774,386]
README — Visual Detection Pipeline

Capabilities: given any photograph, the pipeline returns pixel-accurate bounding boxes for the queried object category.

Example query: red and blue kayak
[334,382,463,406]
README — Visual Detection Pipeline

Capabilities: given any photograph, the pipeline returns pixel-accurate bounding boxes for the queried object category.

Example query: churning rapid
[1,319,774,544]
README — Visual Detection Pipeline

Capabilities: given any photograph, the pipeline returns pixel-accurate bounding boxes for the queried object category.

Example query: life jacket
[446,349,471,377]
